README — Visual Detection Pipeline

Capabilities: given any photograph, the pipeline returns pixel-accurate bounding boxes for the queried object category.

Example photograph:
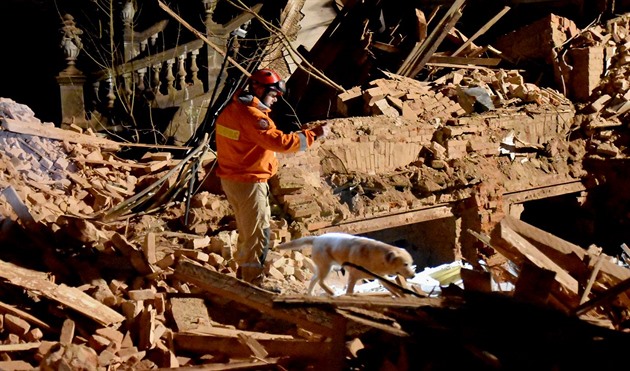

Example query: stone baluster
[92,81,101,105]
[190,49,202,86]
[165,59,176,96]
[152,63,163,95]
[137,68,147,92]
[140,40,148,53]
[177,54,187,90]
[150,32,160,46]
[106,75,116,109]
[57,13,88,127]
[123,72,133,97]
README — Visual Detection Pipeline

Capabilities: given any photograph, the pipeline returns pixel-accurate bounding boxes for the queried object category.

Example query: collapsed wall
[272,70,584,269]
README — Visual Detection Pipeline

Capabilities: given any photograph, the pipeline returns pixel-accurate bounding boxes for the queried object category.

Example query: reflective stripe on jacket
[215,93,317,183]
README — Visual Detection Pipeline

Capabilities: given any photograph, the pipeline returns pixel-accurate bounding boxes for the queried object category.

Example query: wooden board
[174,333,332,359]
[2,118,121,150]
[314,204,453,234]
[0,260,124,327]
[502,215,630,281]
[274,295,444,309]
[173,258,336,337]
[498,220,579,296]
[0,301,53,332]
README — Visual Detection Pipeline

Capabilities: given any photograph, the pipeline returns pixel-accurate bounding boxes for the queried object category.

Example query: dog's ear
[385,251,397,263]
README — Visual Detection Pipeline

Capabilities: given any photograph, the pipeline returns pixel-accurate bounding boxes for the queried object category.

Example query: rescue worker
[215,68,329,285]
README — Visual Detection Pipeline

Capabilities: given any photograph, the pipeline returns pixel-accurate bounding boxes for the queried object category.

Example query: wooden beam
[1,118,188,151]
[181,325,294,340]
[0,301,53,333]
[0,260,124,327]
[0,186,34,224]
[398,0,466,77]
[2,118,120,150]
[274,295,444,309]
[173,258,336,337]
[580,253,605,304]
[313,204,454,234]
[409,9,463,77]
[335,308,408,337]
[501,216,630,282]
[237,333,269,359]
[424,62,497,70]
[428,55,502,66]
[452,6,511,56]
[503,180,586,204]
[0,342,41,352]
[71,158,149,169]
[574,275,630,316]
[498,219,579,296]
[514,261,556,306]
[173,333,332,359]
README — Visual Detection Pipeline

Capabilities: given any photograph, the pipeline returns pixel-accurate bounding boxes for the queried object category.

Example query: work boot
[239,263,264,283]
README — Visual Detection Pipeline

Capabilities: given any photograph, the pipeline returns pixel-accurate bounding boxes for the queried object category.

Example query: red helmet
[249,69,286,96]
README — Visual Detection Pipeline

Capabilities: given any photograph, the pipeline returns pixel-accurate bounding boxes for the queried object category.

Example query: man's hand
[311,123,330,139]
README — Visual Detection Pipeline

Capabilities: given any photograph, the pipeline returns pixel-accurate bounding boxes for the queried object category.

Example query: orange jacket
[215,93,318,183]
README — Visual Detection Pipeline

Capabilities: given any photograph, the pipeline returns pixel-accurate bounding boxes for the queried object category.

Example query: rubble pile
[272,67,582,237]
[566,15,630,159]
[1,2,630,370]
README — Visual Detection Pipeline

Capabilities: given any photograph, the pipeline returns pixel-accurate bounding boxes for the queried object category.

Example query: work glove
[311,123,330,140]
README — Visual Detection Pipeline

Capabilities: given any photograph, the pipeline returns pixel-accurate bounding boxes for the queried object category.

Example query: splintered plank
[237,333,269,359]
[181,325,294,340]
[274,295,444,309]
[315,204,453,234]
[1,118,121,151]
[0,360,34,370]
[451,6,511,57]
[335,308,408,337]
[0,301,53,332]
[0,342,40,352]
[173,333,332,359]
[1,186,34,223]
[173,258,335,337]
[502,216,630,282]
[398,0,466,77]
[0,260,124,327]
[427,56,502,66]
[497,220,579,296]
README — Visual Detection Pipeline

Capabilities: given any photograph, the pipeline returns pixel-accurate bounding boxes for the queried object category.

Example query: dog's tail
[276,236,317,250]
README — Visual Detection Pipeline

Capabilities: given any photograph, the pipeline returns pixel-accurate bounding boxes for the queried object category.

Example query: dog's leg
[345,267,361,294]
[307,272,319,295]
[319,281,336,296]
[316,264,336,295]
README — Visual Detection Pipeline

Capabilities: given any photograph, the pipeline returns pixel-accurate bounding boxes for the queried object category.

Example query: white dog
[277,232,416,295]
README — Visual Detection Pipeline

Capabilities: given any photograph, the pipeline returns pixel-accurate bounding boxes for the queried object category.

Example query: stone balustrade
[90,39,206,112]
